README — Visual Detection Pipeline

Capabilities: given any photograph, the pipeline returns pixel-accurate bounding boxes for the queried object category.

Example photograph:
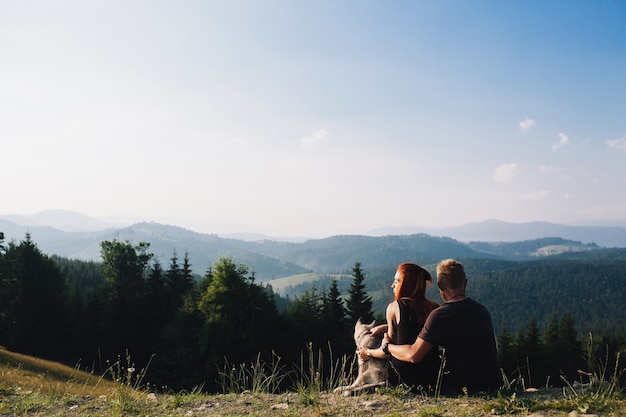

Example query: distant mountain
[369,219,626,248]
[0,210,125,232]
[4,210,626,247]
[0,218,609,281]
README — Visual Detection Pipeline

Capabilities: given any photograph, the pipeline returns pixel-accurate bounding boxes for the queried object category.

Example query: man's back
[419,298,502,394]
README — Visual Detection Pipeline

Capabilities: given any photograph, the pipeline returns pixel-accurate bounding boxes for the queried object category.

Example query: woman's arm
[385,301,398,340]
[369,302,398,337]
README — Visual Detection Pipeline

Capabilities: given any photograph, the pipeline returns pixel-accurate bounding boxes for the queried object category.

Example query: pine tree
[4,234,67,359]
[346,261,373,324]
[99,239,153,359]
[197,257,281,389]
[285,285,323,344]
[542,313,560,368]
[145,259,167,348]
[497,320,515,376]
[165,252,194,314]
[321,279,351,355]
[513,316,543,386]
[0,232,19,349]
[558,310,583,382]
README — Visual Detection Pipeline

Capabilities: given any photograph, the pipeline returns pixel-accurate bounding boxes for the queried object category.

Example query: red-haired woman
[367,263,441,392]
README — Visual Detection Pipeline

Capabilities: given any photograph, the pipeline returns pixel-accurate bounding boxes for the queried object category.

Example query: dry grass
[1,346,625,417]
[0,346,117,398]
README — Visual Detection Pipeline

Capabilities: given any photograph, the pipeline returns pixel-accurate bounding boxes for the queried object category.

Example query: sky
[2,0,626,238]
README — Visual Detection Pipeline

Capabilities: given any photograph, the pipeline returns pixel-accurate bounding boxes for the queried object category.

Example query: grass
[263,273,344,296]
[1,345,625,416]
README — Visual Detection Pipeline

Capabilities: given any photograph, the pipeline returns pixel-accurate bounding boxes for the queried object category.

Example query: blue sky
[2,1,625,237]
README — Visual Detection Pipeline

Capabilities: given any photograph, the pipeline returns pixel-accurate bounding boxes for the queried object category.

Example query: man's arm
[387,336,434,363]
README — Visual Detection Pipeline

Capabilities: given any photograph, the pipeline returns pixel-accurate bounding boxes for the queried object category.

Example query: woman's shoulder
[386,301,400,314]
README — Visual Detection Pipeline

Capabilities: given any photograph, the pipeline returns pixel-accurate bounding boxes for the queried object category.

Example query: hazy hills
[2,210,626,335]
[2,210,626,281]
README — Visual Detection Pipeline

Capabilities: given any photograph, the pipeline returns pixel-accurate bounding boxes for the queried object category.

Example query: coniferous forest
[1,231,624,393]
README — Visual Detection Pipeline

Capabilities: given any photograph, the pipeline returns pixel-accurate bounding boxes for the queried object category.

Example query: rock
[362,400,383,410]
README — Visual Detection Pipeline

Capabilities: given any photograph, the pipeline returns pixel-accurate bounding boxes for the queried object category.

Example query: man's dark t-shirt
[418,298,502,394]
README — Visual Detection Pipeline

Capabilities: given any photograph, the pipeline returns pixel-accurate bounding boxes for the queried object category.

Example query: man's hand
[356,346,370,362]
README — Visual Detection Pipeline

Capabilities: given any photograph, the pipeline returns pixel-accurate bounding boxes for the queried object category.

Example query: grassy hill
[1,346,624,416]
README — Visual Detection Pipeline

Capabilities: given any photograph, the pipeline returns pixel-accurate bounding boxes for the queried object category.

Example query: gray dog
[333,319,389,395]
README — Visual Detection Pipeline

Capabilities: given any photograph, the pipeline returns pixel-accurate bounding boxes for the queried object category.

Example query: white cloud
[552,132,570,150]
[300,128,330,150]
[606,135,626,152]
[519,117,535,131]
[493,163,518,183]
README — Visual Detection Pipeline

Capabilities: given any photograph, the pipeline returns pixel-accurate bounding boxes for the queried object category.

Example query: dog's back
[333,319,388,395]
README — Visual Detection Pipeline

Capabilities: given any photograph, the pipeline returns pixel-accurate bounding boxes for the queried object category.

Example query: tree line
[0,232,623,392]
[0,233,374,391]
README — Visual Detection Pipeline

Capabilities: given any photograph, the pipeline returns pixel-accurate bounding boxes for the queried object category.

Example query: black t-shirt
[418,298,502,394]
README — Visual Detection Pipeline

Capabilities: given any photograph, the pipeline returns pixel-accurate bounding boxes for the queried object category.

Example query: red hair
[395,262,439,327]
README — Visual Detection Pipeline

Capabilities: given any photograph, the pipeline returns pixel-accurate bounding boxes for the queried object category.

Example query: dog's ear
[356,318,362,325]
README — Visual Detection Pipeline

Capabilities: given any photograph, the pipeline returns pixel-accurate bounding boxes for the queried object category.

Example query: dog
[333,319,389,396]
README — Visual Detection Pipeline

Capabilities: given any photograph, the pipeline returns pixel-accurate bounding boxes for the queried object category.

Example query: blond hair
[436,259,466,292]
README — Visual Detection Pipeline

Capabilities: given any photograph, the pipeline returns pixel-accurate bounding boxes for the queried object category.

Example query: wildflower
[127,367,135,374]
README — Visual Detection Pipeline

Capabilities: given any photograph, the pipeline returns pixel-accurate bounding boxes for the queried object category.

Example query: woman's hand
[369,324,388,337]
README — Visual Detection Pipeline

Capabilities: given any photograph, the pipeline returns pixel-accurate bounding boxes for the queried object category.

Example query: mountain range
[2,210,626,281]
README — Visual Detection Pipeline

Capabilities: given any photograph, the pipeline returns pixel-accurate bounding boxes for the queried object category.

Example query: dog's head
[354,319,381,349]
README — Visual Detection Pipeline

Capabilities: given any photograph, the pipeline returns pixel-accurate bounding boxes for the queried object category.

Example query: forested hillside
[269,252,626,338]
[1,221,604,281]
[1,231,624,393]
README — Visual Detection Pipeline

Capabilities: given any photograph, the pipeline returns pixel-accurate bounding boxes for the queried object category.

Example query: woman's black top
[390,299,440,392]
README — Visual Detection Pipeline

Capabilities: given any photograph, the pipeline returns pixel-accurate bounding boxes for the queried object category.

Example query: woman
[363,262,440,392]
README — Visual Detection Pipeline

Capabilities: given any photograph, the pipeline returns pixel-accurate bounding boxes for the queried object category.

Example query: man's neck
[443,292,466,303]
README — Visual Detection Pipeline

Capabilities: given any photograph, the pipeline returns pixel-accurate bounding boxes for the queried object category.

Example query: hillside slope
[1,347,623,416]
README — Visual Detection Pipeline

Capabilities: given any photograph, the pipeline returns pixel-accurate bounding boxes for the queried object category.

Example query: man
[359,259,502,395]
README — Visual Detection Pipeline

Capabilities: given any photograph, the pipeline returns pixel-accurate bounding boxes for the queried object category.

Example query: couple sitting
[358,259,502,395]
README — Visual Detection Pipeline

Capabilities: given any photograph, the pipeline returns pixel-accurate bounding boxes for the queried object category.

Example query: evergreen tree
[285,285,323,347]
[320,279,351,355]
[146,259,166,312]
[197,257,280,390]
[558,310,583,382]
[513,316,543,386]
[3,234,67,359]
[542,312,561,383]
[99,239,153,359]
[0,232,19,349]
[153,290,206,391]
[497,320,516,377]
[145,259,168,350]
[346,261,373,324]
[164,252,194,314]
